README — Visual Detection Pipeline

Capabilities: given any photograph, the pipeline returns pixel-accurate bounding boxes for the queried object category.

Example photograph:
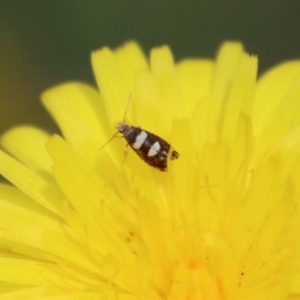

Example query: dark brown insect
[117,122,179,171]
[101,94,179,171]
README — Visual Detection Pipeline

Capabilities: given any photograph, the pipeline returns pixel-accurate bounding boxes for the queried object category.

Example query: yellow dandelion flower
[0,41,300,300]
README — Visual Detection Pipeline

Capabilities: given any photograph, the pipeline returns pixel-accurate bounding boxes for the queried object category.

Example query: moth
[102,95,179,171]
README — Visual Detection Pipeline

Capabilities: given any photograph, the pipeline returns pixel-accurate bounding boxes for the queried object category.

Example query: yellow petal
[150,46,183,121]
[176,59,214,116]
[0,254,68,288]
[0,184,65,233]
[0,150,65,216]
[213,42,244,102]
[1,126,52,173]
[92,41,147,125]
[255,71,300,163]
[42,82,110,166]
[253,61,300,136]
[221,54,257,145]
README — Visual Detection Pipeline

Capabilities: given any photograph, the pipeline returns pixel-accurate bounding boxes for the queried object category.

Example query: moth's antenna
[99,92,132,150]
[122,92,132,122]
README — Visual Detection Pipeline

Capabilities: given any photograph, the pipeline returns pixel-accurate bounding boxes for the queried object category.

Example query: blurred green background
[0,0,300,135]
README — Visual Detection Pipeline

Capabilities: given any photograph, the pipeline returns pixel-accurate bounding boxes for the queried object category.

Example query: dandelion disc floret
[0,41,300,300]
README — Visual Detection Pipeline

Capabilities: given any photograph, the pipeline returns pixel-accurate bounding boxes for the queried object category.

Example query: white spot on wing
[133,131,147,149]
[148,141,160,157]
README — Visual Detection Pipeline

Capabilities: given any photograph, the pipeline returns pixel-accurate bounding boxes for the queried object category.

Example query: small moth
[102,94,179,171]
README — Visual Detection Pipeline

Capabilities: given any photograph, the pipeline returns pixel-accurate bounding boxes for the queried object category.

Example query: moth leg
[122,143,129,164]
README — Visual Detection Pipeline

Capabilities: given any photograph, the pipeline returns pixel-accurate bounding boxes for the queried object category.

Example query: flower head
[0,41,300,299]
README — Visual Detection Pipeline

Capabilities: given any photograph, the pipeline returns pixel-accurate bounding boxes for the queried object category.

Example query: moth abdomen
[117,122,179,171]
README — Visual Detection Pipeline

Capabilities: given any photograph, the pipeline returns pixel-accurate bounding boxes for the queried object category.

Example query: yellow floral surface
[0,41,300,300]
